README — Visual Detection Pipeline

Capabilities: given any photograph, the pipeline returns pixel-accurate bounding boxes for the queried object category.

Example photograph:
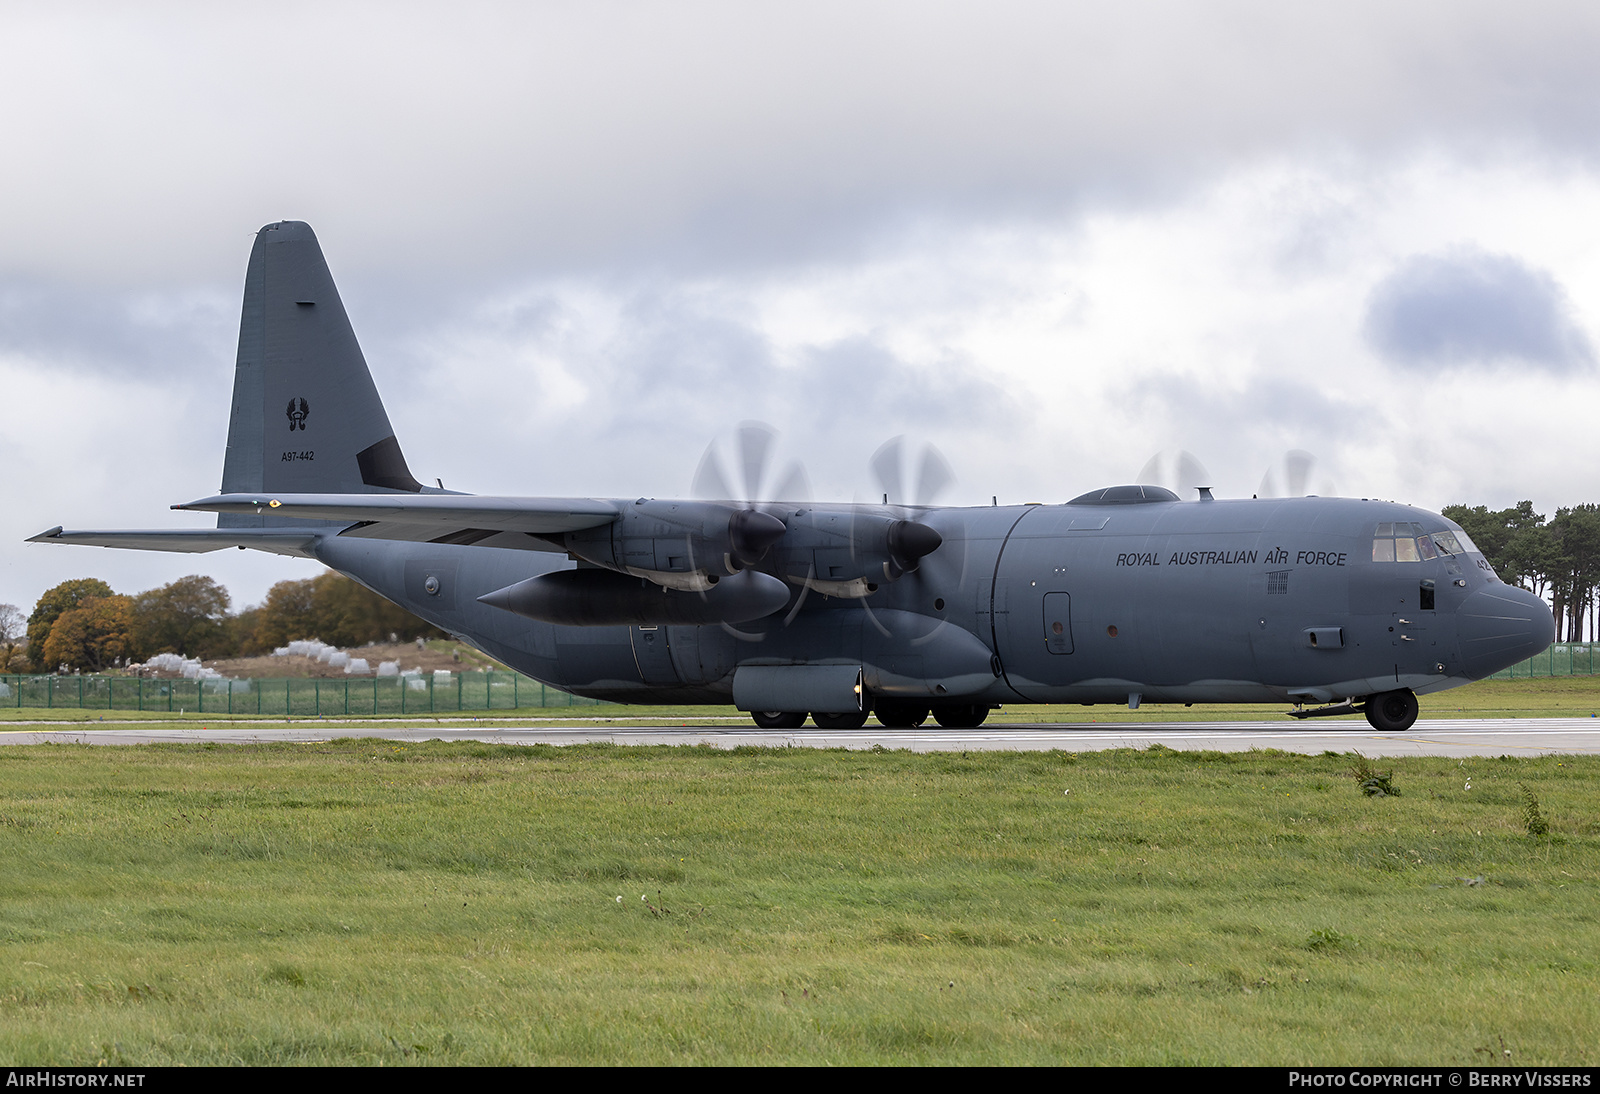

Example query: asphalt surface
[3,717,1598,756]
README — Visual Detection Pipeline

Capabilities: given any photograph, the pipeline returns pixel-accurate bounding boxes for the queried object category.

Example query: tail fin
[220,222,421,526]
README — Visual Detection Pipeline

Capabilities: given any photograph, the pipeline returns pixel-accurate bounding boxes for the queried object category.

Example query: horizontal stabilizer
[174,493,620,534]
[27,527,321,557]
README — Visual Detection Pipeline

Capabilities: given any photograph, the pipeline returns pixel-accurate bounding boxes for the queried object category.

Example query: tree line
[0,572,446,674]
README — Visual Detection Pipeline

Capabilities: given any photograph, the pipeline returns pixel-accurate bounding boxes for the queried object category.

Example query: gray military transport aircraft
[31,222,1556,732]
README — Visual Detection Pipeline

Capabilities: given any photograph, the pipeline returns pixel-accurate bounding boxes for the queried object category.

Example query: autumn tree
[0,603,25,672]
[248,577,322,653]
[132,575,233,660]
[41,595,136,672]
[27,579,115,667]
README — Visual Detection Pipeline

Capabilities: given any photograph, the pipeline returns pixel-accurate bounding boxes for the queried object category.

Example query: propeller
[870,436,955,510]
[691,421,809,568]
[1136,449,1212,499]
[692,422,811,511]
[1258,450,1335,498]
[691,423,813,639]
[863,436,951,579]
[856,436,965,642]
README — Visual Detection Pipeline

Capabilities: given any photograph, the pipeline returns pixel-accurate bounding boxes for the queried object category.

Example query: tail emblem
[286,397,310,431]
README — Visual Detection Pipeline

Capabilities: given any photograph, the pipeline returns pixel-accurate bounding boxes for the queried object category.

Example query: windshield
[1371,522,1480,562]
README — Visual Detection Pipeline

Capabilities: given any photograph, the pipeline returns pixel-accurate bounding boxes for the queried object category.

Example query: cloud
[0,281,235,378]
[1363,249,1594,370]
[7,5,1600,282]
[375,271,1020,507]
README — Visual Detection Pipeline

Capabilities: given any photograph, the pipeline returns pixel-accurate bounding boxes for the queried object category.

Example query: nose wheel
[1363,689,1419,732]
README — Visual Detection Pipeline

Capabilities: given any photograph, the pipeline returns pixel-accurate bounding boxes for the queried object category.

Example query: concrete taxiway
[2,717,1598,757]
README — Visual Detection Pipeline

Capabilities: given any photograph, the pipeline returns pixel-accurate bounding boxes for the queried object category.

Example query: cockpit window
[1372,522,1428,563]
[1373,523,1481,563]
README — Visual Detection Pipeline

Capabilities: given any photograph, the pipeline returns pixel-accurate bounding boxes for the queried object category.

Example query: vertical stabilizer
[220,222,420,526]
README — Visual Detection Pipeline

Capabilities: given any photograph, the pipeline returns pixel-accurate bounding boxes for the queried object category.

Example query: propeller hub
[887,519,942,564]
[730,508,787,564]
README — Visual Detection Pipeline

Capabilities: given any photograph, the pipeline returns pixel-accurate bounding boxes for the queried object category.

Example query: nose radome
[1457,584,1556,679]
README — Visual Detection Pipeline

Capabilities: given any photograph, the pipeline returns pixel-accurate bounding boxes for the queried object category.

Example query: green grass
[1,740,1597,1064]
[3,674,1598,726]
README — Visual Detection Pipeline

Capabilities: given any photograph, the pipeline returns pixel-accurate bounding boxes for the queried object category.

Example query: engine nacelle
[770,510,943,594]
[562,499,787,586]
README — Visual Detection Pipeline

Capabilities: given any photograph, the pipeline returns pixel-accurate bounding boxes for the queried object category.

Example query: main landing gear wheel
[750,711,806,729]
[874,701,931,728]
[933,703,990,728]
[812,711,870,729]
[1363,689,1419,732]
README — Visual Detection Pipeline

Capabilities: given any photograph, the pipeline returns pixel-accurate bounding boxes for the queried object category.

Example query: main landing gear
[749,711,806,729]
[748,703,992,730]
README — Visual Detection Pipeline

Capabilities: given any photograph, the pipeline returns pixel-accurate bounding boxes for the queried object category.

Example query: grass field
[1,736,1597,1065]
[3,674,1598,726]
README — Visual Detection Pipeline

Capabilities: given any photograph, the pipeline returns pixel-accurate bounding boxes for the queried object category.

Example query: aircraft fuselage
[311,493,1551,711]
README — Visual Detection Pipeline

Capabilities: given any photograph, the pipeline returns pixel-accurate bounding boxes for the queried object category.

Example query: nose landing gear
[1362,688,1419,732]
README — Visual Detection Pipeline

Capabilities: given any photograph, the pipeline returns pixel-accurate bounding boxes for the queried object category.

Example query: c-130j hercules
[32,222,1555,732]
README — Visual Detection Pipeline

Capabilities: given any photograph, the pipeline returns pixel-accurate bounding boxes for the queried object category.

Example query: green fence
[0,672,613,716]
[1488,644,1600,679]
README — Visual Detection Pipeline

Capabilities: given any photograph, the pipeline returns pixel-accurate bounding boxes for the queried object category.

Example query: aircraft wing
[26,527,322,558]
[172,492,622,552]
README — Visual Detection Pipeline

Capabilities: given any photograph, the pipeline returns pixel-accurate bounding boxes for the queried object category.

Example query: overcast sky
[4,2,1600,613]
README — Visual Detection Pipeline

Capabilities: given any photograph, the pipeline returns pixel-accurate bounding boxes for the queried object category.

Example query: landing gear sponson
[749,704,992,730]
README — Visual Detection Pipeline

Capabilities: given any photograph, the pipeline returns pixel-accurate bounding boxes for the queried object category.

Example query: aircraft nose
[1457,584,1556,679]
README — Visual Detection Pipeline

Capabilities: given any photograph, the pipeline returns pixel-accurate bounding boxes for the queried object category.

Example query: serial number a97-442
[280,451,315,462]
